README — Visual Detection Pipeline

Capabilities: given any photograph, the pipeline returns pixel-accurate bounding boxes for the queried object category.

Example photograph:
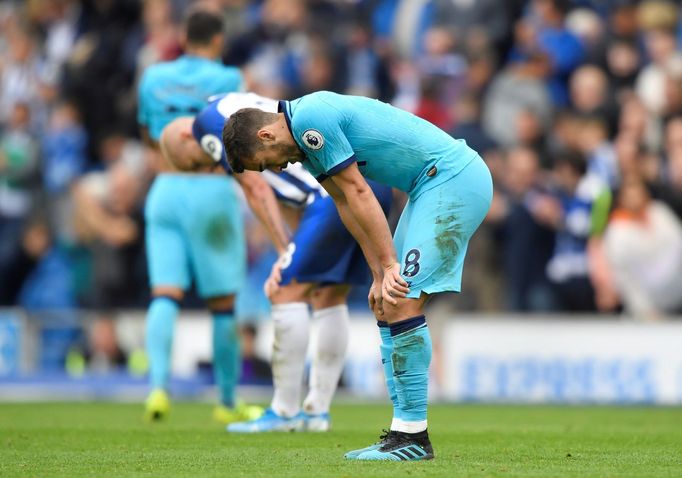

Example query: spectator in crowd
[449,93,497,157]
[649,116,682,218]
[490,147,556,311]
[432,0,511,56]
[604,38,641,101]
[41,100,88,243]
[0,20,56,131]
[575,115,619,189]
[541,151,611,311]
[15,216,81,371]
[604,176,682,319]
[72,160,146,309]
[569,64,618,136]
[636,23,682,117]
[0,102,40,304]
[508,0,585,106]
[71,159,147,369]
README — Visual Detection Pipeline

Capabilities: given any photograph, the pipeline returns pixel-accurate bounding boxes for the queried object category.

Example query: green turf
[1,402,681,477]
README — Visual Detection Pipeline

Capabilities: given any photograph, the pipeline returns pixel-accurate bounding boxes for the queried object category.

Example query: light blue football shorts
[144,174,245,298]
[393,154,493,299]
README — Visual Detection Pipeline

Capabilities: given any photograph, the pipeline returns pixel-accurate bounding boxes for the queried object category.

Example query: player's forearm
[343,188,396,271]
[242,178,290,254]
[72,183,112,235]
[335,199,384,277]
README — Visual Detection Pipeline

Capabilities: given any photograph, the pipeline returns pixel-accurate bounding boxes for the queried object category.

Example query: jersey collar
[278,100,294,137]
[278,100,306,160]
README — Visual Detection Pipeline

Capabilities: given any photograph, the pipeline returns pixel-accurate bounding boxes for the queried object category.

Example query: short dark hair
[554,149,587,176]
[184,9,224,45]
[222,108,279,173]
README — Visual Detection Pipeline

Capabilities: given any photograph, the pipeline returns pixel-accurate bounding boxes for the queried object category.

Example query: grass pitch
[1,402,681,477]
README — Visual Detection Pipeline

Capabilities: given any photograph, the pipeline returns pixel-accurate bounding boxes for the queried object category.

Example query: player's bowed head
[159,117,217,173]
[222,108,305,174]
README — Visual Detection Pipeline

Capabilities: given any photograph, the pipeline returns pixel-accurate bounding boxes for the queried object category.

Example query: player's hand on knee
[264,275,279,298]
[264,261,283,298]
[382,262,409,306]
[369,279,384,316]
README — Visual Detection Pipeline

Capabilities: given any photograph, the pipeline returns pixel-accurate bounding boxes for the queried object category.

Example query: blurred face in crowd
[553,161,582,194]
[619,98,647,140]
[8,27,35,63]
[665,118,682,152]
[577,118,608,152]
[551,113,580,150]
[424,27,456,56]
[533,0,565,25]
[606,41,640,83]
[570,65,607,112]
[505,148,540,198]
[262,0,305,34]
[643,29,677,64]
[610,5,638,37]
[516,109,543,146]
[664,73,682,116]
[668,149,682,186]
[614,134,641,176]
[618,178,650,215]
[9,103,30,129]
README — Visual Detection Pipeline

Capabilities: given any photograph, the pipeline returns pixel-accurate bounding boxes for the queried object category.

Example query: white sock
[270,302,310,418]
[391,417,403,431]
[303,304,349,415]
[395,420,428,434]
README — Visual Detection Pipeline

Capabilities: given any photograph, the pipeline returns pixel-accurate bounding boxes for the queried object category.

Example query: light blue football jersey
[137,55,243,141]
[279,91,478,195]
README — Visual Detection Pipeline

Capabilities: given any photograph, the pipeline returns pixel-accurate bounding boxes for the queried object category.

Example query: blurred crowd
[1,0,682,327]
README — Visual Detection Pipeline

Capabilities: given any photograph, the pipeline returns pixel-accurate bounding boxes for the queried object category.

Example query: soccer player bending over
[161,92,392,432]
[222,91,493,461]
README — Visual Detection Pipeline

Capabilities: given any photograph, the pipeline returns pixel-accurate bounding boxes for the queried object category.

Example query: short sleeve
[293,103,355,180]
[192,105,232,175]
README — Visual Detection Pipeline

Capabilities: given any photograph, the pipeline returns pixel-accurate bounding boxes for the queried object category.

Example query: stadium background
[1,0,682,406]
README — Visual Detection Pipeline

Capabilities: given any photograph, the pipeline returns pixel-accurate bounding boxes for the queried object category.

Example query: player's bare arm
[326,163,409,307]
[235,170,290,255]
[319,174,385,313]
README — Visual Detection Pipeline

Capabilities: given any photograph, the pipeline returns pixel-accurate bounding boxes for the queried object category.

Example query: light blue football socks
[212,309,240,408]
[390,315,431,430]
[145,296,179,390]
[378,321,402,425]
[346,316,433,460]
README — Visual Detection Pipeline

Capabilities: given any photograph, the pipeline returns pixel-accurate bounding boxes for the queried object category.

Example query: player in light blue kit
[222,91,493,461]
[160,92,392,432]
[137,7,266,424]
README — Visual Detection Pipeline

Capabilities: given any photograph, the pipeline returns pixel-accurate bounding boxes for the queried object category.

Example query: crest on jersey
[200,134,223,161]
[301,129,324,150]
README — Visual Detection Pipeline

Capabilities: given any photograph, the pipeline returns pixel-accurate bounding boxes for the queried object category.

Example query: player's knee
[311,285,350,309]
[381,296,427,324]
[270,283,311,305]
[152,287,184,302]
[206,295,235,312]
